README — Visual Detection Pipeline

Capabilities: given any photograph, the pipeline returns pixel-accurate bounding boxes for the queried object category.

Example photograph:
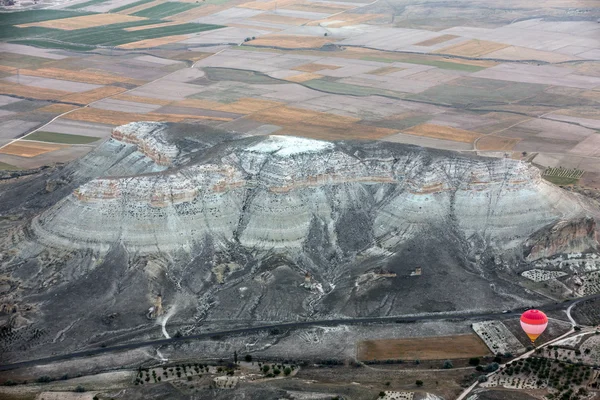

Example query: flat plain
[0,0,598,185]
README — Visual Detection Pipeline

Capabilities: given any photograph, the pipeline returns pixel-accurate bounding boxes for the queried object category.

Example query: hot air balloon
[520,309,548,344]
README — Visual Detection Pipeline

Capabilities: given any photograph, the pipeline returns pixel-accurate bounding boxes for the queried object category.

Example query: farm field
[0,140,66,157]
[25,131,101,144]
[357,334,490,361]
[0,0,598,187]
[131,2,199,19]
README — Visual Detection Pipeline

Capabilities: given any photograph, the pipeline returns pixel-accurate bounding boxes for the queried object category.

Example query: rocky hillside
[29,122,594,256]
[0,122,597,362]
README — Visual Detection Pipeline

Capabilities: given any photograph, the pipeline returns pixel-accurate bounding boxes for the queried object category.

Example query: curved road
[1,294,598,372]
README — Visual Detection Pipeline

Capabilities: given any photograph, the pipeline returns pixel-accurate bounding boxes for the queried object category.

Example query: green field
[0,52,54,68]
[0,161,22,171]
[2,20,223,48]
[65,0,108,10]
[407,77,547,108]
[109,0,154,13]
[360,56,486,72]
[132,2,200,19]
[10,39,95,51]
[360,115,431,130]
[0,10,89,26]
[542,175,580,186]
[204,67,282,84]
[303,79,406,99]
[26,131,101,144]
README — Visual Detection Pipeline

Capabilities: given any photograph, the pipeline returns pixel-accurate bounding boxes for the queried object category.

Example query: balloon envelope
[520,309,548,343]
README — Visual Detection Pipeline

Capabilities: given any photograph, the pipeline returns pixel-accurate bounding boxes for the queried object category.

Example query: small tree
[416,380,423,386]
[74,385,86,393]
[379,392,385,398]
[234,351,238,364]
[245,354,252,363]
[284,367,291,376]
[443,360,453,369]
[262,365,270,374]
[469,357,480,366]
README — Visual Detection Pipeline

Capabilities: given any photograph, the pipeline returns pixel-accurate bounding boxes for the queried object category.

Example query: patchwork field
[0,0,598,188]
[357,334,490,361]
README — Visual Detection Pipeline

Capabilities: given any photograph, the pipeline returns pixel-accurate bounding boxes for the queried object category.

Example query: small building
[410,267,422,276]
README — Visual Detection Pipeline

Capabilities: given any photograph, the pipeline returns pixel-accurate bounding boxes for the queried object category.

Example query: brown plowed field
[61,86,129,105]
[415,34,459,47]
[19,68,143,85]
[293,63,341,72]
[0,141,66,158]
[38,103,80,114]
[286,72,323,82]
[0,81,70,101]
[357,334,490,361]
[477,135,521,151]
[403,123,482,143]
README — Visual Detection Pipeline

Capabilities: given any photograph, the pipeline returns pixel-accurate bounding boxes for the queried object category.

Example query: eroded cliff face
[524,217,598,261]
[29,122,593,258]
[1,121,599,362]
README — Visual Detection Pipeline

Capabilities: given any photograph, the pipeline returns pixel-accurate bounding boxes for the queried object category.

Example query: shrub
[74,385,86,392]
[262,365,270,373]
[379,392,385,398]
[478,375,488,383]
[273,368,281,375]
[469,357,480,366]
[37,376,53,383]
[416,380,423,386]
[245,354,252,362]
[284,367,292,376]
[443,360,453,369]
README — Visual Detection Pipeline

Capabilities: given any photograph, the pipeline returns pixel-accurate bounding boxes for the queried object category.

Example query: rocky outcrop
[111,122,179,166]
[30,122,593,257]
[524,217,598,261]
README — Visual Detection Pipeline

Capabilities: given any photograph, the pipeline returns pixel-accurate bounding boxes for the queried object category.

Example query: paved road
[1,294,599,372]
